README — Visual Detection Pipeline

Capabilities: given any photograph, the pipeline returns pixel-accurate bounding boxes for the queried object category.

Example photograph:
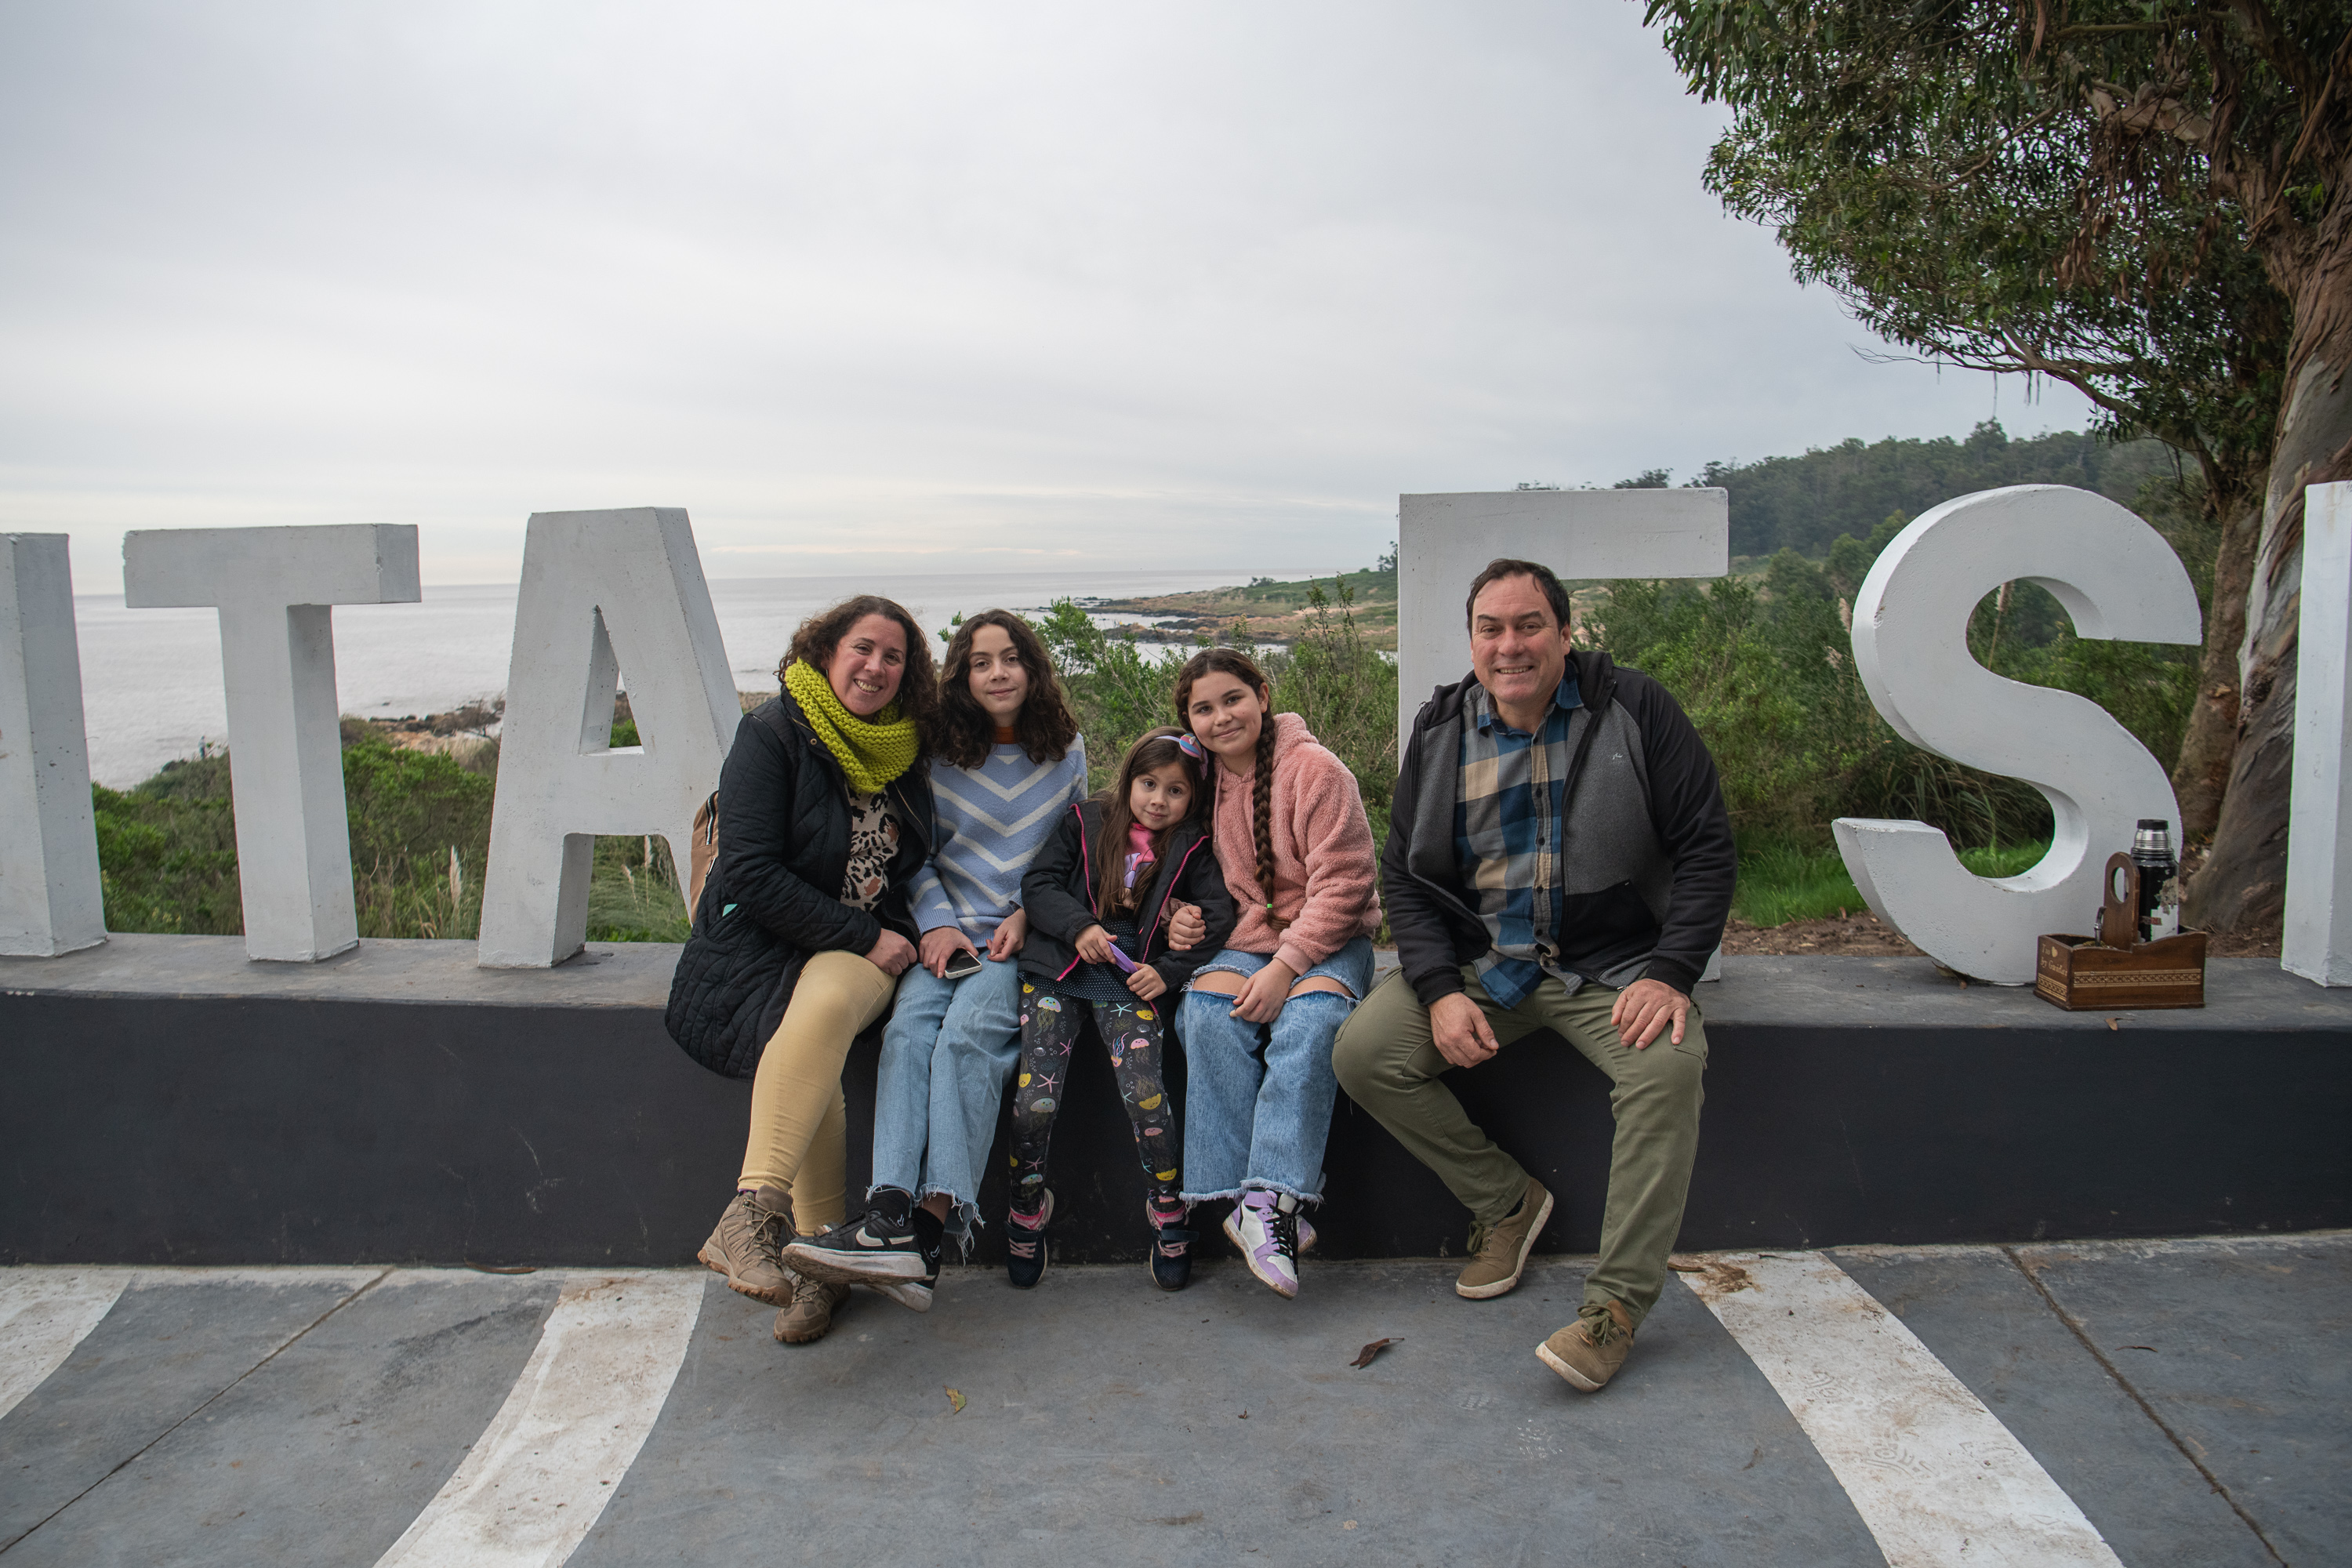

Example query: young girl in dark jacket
[1011,728,1236,1290]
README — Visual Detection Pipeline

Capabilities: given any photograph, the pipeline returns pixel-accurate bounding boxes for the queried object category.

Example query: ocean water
[72,568,1294,787]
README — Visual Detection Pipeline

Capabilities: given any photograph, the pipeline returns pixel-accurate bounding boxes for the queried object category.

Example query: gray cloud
[0,0,2093,593]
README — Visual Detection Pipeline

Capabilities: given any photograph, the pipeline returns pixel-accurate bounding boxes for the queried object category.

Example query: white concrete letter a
[477,508,738,968]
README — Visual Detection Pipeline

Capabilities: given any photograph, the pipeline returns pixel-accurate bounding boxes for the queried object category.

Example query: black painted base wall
[5,985,2346,1266]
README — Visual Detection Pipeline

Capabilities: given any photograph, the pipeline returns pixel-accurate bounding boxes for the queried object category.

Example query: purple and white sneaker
[1222,1191,1301,1298]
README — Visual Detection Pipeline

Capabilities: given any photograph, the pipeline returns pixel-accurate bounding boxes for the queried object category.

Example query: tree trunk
[2169,481,2263,841]
[2187,358,2352,933]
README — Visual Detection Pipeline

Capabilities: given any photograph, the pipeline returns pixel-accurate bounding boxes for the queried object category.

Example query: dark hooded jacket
[664,687,935,1078]
[1019,800,1236,993]
[1383,648,1735,1007]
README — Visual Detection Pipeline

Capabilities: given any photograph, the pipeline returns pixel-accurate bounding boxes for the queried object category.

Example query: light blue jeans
[871,954,1022,1236]
[1177,936,1376,1206]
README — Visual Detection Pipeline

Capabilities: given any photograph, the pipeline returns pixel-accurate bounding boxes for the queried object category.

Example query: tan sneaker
[1537,1300,1635,1392]
[699,1186,795,1305]
[772,1272,851,1344]
[1454,1178,1553,1299]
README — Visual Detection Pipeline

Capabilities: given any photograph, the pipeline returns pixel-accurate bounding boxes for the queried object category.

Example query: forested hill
[1632,422,2180,561]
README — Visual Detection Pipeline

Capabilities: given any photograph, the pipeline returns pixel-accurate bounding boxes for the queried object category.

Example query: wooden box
[2035,852,2206,1011]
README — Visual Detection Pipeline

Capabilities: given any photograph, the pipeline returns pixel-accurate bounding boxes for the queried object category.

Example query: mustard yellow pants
[738,950,900,1235]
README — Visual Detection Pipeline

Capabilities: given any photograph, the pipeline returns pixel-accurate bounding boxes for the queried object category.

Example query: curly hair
[1172,646,1287,932]
[933,610,1080,769]
[777,594,939,742]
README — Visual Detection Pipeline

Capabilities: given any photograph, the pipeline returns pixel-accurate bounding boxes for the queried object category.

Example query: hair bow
[1174,732,1211,775]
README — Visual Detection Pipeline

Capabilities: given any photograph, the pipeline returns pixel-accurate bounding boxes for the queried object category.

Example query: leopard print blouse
[840,788,901,912]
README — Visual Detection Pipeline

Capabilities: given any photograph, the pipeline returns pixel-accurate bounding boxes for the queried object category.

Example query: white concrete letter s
[477,508,737,969]
[1834,485,2201,983]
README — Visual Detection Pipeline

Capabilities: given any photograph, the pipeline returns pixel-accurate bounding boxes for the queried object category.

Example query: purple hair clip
[1174,732,1210,775]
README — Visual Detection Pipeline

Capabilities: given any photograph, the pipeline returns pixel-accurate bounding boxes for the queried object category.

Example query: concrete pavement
[2,1232,2341,1566]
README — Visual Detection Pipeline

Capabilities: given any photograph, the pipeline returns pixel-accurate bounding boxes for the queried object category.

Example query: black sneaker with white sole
[782,1188,942,1311]
[1004,1190,1054,1289]
[1149,1222,1195,1290]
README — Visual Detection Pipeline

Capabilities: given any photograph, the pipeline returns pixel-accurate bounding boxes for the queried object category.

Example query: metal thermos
[2132,818,2180,942]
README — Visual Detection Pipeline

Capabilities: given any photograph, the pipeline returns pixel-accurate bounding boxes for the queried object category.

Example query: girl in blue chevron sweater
[784,611,1085,1314]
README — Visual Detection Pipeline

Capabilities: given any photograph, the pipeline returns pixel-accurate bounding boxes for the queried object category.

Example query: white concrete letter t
[122,524,423,961]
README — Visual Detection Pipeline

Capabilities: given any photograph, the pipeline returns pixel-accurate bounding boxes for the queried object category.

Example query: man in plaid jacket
[1334,557,1736,1393]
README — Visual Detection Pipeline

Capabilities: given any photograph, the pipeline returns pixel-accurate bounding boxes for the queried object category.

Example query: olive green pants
[1332,967,1707,1327]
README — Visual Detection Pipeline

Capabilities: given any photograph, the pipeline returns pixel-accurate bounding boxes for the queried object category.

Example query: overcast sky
[0,1,2096,594]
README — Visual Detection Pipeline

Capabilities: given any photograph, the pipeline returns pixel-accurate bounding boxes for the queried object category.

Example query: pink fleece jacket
[1207,712,1383,975]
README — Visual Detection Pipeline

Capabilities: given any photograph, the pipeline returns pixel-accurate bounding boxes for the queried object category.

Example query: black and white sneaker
[783,1189,939,1311]
[872,1210,943,1313]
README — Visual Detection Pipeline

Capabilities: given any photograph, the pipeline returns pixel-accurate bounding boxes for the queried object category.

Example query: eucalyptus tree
[1649,0,2347,932]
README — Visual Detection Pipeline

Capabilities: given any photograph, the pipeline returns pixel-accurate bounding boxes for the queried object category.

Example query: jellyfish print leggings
[1008,982,1180,1215]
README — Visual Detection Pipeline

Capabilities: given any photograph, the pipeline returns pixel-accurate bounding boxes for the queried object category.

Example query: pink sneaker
[1222,1191,1301,1298]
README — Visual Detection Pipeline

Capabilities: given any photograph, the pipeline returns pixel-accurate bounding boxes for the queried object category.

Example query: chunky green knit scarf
[784,657,920,794]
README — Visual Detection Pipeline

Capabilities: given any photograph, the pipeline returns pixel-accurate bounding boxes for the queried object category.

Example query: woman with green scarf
[677,594,938,1346]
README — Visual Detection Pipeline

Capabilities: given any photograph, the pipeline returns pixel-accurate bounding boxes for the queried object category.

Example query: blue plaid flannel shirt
[1455,673,1584,1008]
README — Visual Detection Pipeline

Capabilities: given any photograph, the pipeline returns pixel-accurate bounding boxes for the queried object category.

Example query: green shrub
[341,739,495,939]
[586,834,692,942]
[1036,583,1399,851]
[1733,836,2054,925]
[92,755,242,935]
[1592,503,2201,858]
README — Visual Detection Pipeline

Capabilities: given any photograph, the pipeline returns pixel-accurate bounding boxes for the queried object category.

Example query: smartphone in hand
[942,949,985,981]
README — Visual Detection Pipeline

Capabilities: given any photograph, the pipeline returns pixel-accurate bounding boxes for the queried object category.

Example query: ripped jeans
[870,955,1022,1238]
[1176,936,1374,1206]
[1008,982,1180,1214]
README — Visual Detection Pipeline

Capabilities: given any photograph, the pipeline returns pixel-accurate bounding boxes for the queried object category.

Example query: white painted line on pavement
[373,1270,705,1568]
[0,1269,129,1421]
[1683,1250,2122,1568]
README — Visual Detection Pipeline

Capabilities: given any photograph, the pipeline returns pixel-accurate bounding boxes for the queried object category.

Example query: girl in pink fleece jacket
[1172,648,1382,1299]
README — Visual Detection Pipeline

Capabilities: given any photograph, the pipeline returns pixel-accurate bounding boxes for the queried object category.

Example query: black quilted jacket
[664,688,935,1078]
[1018,800,1236,993]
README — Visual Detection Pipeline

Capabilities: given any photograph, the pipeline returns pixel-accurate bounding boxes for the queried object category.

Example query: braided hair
[1173,647,1288,933]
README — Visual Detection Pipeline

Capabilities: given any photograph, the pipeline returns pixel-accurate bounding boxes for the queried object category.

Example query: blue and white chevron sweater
[907,739,1088,942]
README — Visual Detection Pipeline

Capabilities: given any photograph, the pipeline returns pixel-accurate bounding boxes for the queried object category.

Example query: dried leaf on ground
[944,1386,966,1414]
[1351,1337,1400,1368]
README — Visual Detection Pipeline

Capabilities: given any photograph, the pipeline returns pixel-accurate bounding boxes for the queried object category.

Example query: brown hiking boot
[772,1272,851,1344]
[1537,1300,1635,1392]
[699,1186,795,1305]
[1454,1178,1553,1299]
